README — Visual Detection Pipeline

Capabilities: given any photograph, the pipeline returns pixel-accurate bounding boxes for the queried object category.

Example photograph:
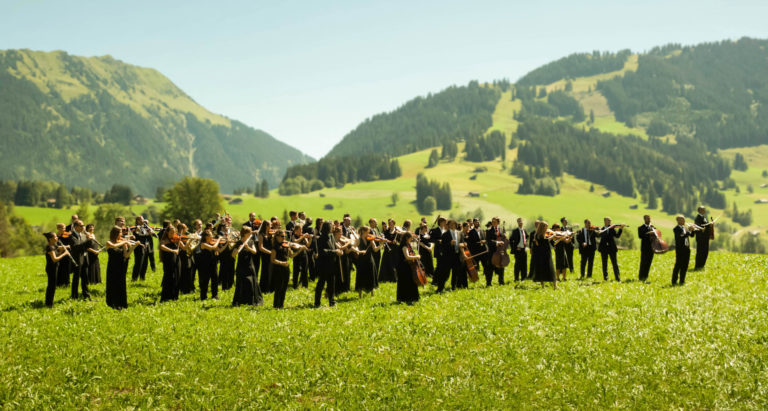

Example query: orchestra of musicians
[42,207,717,309]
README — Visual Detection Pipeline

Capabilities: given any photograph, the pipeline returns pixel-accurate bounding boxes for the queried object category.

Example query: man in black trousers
[672,215,696,285]
[484,217,506,286]
[597,217,622,282]
[637,214,655,282]
[510,218,528,282]
[559,217,575,274]
[693,206,710,270]
[69,219,90,300]
[575,219,597,279]
[428,217,446,286]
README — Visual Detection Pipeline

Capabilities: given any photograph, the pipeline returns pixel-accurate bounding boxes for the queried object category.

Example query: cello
[648,226,669,254]
[461,244,488,283]
[407,242,428,286]
[491,221,511,269]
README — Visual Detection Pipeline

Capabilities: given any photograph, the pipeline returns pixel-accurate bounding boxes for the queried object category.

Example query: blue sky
[2,0,768,158]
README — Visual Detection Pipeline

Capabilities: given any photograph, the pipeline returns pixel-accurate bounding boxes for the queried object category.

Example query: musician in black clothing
[437,220,460,292]
[693,206,710,270]
[69,219,90,300]
[310,217,324,282]
[466,220,485,274]
[484,217,505,286]
[243,212,258,231]
[428,217,446,285]
[575,219,597,279]
[597,217,622,282]
[65,214,78,233]
[314,222,339,308]
[285,210,298,234]
[131,217,153,281]
[528,221,539,280]
[672,215,697,285]
[559,217,575,274]
[637,215,655,282]
[510,218,528,282]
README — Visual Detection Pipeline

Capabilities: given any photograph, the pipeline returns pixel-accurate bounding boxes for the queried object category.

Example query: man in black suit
[672,215,696,285]
[575,219,597,279]
[65,214,79,233]
[510,218,528,282]
[428,217,446,286]
[559,217,575,274]
[484,217,506,286]
[438,220,460,292]
[69,219,90,300]
[467,219,487,280]
[637,214,655,282]
[528,220,539,279]
[597,217,622,282]
[243,212,258,230]
[693,206,710,270]
[285,210,298,234]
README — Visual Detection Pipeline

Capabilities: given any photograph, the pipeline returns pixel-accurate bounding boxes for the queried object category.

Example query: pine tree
[647,185,658,209]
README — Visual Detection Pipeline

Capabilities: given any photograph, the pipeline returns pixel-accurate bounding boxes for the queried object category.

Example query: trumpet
[685,223,705,232]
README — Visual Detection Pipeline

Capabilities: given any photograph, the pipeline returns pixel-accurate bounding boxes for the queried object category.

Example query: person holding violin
[291,224,311,289]
[452,221,470,289]
[270,230,307,309]
[215,217,236,291]
[106,226,141,309]
[114,216,133,278]
[485,217,506,286]
[231,226,263,307]
[314,222,340,308]
[673,215,697,285]
[55,223,73,287]
[428,217,446,285]
[467,219,486,279]
[576,219,597,279]
[379,219,398,283]
[550,223,571,282]
[258,220,274,293]
[532,221,557,289]
[199,229,227,301]
[694,206,711,271]
[43,232,72,307]
[189,219,204,289]
[597,217,623,282]
[355,226,379,297]
[528,220,539,280]
[176,223,195,294]
[85,224,102,285]
[69,219,91,300]
[368,218,382,286]
[417,223,434,278]
[637,215,655,282]
[560,217,575,275]
[510,218,528,282]
[310,217,325,282]
[131,216,152,282]
[396,232,421,304]
[159,225,181,302]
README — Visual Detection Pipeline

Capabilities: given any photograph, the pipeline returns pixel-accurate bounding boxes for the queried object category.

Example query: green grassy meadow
[1,250,767,408]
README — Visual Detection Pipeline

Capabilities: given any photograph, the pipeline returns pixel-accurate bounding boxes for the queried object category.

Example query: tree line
[415,173,452,214]
[279,154,402,195]
[516,49,632,86]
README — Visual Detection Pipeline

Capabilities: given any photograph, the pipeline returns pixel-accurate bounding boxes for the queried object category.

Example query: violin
[60,231,72,238]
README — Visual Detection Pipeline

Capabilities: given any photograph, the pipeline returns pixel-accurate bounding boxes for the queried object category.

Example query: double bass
[407,242,428,286]
[491,222,511,269]
[648,226,669,254]
[461,245,488,283]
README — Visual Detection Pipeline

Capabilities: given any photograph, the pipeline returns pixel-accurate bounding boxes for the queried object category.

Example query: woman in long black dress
[396,232,421,304]
[271,230,306,309]
[379,219,398,283]
[257,223,273,293]
[55,223,72,287]
[85,224,102,285]
[106,226,138,309]
[177,224,195,294]
[232,226,263,306]
[355,226,379,297]
[43,232,71,307]
[217,220,236,291]
[532,221,557,289]
[417,224,434,278]
[159,226,180,302]
[551,223,571,282]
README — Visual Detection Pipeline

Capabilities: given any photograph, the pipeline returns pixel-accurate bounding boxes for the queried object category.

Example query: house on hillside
[133,195,148,205]
[468,192,480,197]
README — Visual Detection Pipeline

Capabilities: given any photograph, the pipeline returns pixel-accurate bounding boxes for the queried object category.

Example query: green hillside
[0,49,312,194]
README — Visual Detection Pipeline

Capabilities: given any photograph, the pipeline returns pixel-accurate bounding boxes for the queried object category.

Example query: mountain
[0,49,312,194]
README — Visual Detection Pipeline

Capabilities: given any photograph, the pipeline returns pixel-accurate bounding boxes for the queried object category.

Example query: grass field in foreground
[1,251,766,408]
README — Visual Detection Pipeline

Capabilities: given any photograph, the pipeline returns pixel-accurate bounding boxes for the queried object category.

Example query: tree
[103,184,133,205]
[0,181,17,204]
[565,80,573,92]
[0,202,11,257]
[422,196,436,214]
[93,203,131,242]
[260,179,270,198]
[427,149,439,168]
[391,192,399,206]
[589,109,595,124]
[155,186,167,202]
[763,170,767,178]
[162,177,223,225]
[733,153,748,171]
[75,202,92,224]
[54,184,72,209]
[647,186,658,209]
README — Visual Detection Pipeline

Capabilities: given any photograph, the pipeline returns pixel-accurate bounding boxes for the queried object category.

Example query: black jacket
[575,228,597,253]
[467,228,484,255]
[638,224,654,252]
[597,227,622,253]
[510,227,527,250]
[673,225,695,253]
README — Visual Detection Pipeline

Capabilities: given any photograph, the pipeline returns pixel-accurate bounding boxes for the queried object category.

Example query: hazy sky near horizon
[2,0,768,158]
